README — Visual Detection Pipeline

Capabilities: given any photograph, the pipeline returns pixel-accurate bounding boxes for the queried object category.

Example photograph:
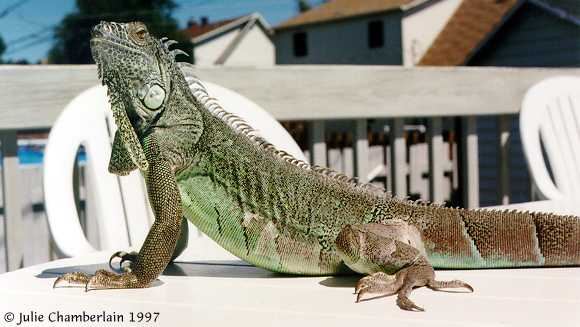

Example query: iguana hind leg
[335,220,473,311]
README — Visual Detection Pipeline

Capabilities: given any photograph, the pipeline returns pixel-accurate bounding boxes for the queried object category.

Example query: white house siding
[226,25,275,66]
[275,11,403,65]
[402,0,462,66]
[193,29,239,67]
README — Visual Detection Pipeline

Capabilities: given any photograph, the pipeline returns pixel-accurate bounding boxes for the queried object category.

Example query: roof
[182,18,237,39]
[183,13,272,45]
[418,0,520,66]
[541,0,580,18]
[529,0,580,25]
[276,0,414,30]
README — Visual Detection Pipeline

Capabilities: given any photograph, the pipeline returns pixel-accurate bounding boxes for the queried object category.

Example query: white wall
[193,29,239,67]
[226,25,275,66]
[193,24,274,67]
[402,0,462,66]
[275,11,403,65]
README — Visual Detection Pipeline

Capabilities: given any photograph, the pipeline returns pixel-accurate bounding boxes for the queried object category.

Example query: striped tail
[417,207,580,268]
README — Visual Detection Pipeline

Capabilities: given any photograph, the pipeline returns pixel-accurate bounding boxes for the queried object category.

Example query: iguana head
[90,21,192,171]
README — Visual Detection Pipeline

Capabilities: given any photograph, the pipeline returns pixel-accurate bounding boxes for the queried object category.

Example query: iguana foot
[108,251,138,272]
[53,272,91,288]
[54,269,143,290]
[354,266,474,311]
[85,269,141,291]
[353,266,428,311]
[393,266,430,312]
[395,265,473,312]
[336,222,474,312]
[355,264,473,311]
[355,272,402,303]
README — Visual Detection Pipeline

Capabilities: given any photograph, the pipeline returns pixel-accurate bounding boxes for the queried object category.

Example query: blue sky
[0,0,324,63]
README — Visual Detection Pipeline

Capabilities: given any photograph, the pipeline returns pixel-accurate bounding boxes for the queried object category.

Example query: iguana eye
[131,24,149,43]
[135,28,147,40]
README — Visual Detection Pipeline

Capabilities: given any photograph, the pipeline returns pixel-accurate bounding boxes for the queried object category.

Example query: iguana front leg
[108,217,189,271]
[335,221,473,311]
[54,136,183,290]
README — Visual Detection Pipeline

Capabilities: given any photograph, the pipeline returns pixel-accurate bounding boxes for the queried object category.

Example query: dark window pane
[368,20,384,48]
[293,32,308,57]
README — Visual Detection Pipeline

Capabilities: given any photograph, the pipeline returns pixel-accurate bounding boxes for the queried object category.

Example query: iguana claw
[428,279,474,292]
[397,296,425,312]
[108,251,138,272]
[53,272,91,288]
[354,272,400,303]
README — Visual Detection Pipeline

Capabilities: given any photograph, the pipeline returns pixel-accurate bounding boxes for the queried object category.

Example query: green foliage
[297,0,312,13]
[0,34,5,63]
[48,0,191,64]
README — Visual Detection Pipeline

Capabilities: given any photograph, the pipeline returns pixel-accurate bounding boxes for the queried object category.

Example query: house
[275,0,579,66]
[182,13,275,67]
[418,0,580,67]
[273,0,462,65]
[416,0,580,206]
[273,0,468,204]
[274,0,409,65]
[402,0,463,66]
[274,0,579,207]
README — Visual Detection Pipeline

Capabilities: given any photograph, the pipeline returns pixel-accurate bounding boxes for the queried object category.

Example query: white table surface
[0,200,579,327]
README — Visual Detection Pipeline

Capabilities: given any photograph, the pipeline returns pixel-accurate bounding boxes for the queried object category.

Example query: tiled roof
[418,0,520,66]
[276,0,412,30]
[182,18,238,39]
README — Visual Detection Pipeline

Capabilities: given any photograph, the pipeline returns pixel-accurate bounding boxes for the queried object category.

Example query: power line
[57,6,187,21]
[0,0,32,19]
[5,35,52,55]
[4,0,270,56]
[180,0,295,10]
[15,12,51,28]
[7,25,54,46]
[4,10,179,55]
[5,6,176,51]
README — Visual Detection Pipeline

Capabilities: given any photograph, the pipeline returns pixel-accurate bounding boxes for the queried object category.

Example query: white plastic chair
[520,76,580,201]
[44,80,307,259]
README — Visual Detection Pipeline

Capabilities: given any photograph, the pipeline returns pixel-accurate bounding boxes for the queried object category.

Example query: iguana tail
[413,205,580,268]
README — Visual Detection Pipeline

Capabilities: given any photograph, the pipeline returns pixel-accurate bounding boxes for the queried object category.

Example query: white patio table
[0,199,579,327]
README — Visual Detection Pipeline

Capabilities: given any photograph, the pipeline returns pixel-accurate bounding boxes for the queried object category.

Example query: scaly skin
[54,21,580,311]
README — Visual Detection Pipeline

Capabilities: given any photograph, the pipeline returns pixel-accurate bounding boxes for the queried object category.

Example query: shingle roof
[276,0,413,30]
[418,0,520,66]
[182,18,238,39]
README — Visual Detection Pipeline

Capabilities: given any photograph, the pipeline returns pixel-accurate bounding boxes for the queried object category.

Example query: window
[293,32,308,57]
[368,20,384,48]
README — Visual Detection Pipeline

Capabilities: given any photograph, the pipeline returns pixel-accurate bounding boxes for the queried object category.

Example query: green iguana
[53,21,580,312]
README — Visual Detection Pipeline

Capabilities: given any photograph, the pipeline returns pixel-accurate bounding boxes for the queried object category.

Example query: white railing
[0,65,579,272]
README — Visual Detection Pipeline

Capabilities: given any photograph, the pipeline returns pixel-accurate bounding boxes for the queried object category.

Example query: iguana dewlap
[54,21,580,312]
